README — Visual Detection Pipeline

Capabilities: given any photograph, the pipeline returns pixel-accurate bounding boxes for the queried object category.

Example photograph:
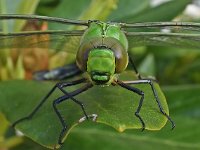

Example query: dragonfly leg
[57,83,90,120]
[12,78,86,127]
[52,83,93,147]
[129,56,142,80]
[116,80,145,131]
[123,79,175,129]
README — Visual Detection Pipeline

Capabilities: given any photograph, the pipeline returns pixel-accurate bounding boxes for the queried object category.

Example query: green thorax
[80,21,128,50]
[76,21,129,85]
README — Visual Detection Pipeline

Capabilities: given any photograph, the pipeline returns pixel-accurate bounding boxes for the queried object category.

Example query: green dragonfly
[1,14,200,148]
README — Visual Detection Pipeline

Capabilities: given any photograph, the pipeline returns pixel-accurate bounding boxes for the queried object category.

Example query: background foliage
[0,0,200,150]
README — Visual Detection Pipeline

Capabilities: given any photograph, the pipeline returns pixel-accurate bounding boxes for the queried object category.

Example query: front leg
[52,83,93,149]
[57,85,89,120]
[123,79,175,129]
[116,80,145,130]
[12,78,86,127]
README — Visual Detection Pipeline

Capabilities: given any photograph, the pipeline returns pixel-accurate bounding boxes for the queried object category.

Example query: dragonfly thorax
[87,48,116,85]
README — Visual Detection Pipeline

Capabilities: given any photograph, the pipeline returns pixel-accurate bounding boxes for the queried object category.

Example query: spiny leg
[116,80,145,131]
[123,79,175,129]
[12,78,86,127]
[52,83,93,147]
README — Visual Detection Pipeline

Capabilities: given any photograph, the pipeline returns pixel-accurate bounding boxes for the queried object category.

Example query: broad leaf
[9,84,200,150]
[123,0,192,22]
[0,72,169,149]
[138,53,156,77]
[0,0,40,32]
[108,0,150,21]
[45,0,117,30]
[14,0,40,32]
[60,84,200,150]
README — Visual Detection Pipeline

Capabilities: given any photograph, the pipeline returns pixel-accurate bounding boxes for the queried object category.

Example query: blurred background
[0,0,200,150]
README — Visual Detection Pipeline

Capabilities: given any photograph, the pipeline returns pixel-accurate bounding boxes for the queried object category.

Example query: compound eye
[115,52,128,73]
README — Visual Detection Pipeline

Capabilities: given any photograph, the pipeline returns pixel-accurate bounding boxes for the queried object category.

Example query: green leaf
[138,53,156,77]
[0,0,40,32]
[0,0,8,32]
[49,0,117,21]
[146,46,200,85]
[48,0,91,18]
[0,113,9,136]
[45,0,118,30]
[0,72,169,148]
[11,138,48,150]
[14,0,40,32]
[107,0,150,21]
[36,0,60,16]
[60,84,200,150]
[123,0,192,22]
[9,84,200,150]
[45,0,91,30]
[78,0,118,21]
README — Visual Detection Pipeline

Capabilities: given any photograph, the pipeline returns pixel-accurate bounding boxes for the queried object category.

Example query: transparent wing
[0,14,89,26]
[122,22,200,49]
[0,14,89,53]
[126,32,200,49]
[0,31,83,53]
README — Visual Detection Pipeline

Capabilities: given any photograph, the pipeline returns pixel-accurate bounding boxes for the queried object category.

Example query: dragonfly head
[87,49,116,85]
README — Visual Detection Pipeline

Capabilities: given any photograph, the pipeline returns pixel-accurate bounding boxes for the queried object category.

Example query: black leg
[116,80,145,130]
[12,78,87,127]
[58,85,89,120]
[52,83,93,148]
[123,79,175,129]
[129,56,142,80]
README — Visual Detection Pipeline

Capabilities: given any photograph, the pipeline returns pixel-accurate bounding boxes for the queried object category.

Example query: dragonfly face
[87,48,116,84]
[76,21,129,85]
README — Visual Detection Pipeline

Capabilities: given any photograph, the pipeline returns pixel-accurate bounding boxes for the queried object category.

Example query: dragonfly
[1,14,200,148]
